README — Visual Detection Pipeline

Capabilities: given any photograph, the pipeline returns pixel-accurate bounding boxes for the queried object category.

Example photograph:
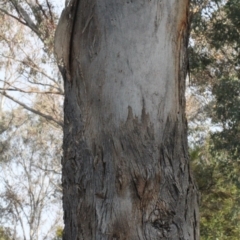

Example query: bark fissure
[69,0,81,78]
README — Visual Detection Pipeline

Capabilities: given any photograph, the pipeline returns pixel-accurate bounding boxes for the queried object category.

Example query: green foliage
[52,227,63,240]
[190,0,240,85]
[189,0,240,239]
[211,78,240,159]
[209,0,240,50]
[190,143,240,240]
[0,227,12,240]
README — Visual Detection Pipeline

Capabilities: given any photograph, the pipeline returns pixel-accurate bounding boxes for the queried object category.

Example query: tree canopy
[190,0,240,239]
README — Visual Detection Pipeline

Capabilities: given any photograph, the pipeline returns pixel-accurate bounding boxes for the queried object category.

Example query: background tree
[0,105,63,240]
[0,0,64,125]
[0,1,65,239]
[189,0,240,238]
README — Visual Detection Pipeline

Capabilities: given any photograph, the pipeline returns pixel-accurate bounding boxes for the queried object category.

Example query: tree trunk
[55,0,199,239]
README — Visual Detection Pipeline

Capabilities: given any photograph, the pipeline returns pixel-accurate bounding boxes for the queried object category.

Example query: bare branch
[34,164,61,175]
[1,54,61,86]
[35,0,48,19]
[0,7,28,26]
[27,79,63,93]
[0,88,63,95]
[10,0,39,33]
[14,205,27,240]
[0,92,63,127]
[46,0,54,23]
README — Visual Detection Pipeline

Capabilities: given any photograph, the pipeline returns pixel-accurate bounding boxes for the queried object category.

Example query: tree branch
[27,79,64,93]
[45,0,54,24]
[0,88,63,95]
[10,0,36,26]
[9,0,41,38]
[0,8,28,26]
[1,54,61,85]
[0,92,63,127]
[35,0,48,19]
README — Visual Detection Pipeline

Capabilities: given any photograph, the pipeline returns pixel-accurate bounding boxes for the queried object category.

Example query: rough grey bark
[55,0,199,239]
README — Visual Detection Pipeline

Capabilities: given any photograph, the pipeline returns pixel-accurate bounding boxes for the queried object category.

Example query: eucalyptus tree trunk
[55,0,199,239]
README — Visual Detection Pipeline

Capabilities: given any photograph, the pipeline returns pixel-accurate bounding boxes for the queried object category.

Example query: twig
[0,92,63,127]
[0,8,28,26]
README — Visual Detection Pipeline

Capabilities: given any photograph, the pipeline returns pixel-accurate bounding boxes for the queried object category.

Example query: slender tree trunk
[55,0,199,239]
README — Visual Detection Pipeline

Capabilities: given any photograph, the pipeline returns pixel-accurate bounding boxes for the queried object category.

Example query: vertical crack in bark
[68,0,80,81]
